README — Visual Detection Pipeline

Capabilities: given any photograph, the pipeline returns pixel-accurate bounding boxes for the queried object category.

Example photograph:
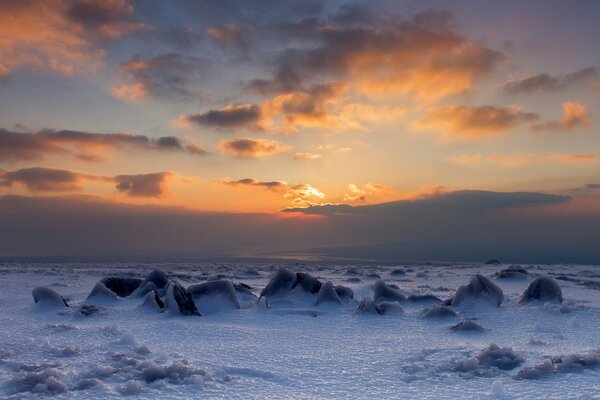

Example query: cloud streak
[0,128,206,162]
[218,138,290,158]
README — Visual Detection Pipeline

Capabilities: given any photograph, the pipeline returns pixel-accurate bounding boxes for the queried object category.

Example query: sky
[1,0,599,262]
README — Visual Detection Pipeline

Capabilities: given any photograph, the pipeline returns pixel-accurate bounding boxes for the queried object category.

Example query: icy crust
[1,262,599,398]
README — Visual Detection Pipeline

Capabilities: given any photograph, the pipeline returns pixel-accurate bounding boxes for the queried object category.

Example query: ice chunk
[32,286,68,308]
[315,281,342,305]
[373,279,406,303]
[86,282,118,304]
[164,281,200,316]
[451,274,504,306]
[138,290,164,311]
[518,276,563,304]
[355,298,383,315]
[407,294,442,303]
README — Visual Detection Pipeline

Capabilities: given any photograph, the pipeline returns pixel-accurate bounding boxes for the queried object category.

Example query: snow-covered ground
[1,262,599,399]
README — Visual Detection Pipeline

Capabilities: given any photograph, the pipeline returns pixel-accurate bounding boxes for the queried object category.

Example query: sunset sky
[1,0,599,262]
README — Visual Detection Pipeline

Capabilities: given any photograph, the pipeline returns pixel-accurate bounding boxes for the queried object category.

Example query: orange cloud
[181,82,404,134]
[222,178,325,207]
[531,102,592,131]
[415,105,539,137]
[447,152,600,167]
[294,152,322,161]
[344,183,393,203]
[111,82,148,102]
[218,138,290,158]
[0,0,143,77]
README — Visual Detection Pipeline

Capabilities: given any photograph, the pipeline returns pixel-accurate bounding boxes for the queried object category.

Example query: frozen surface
[1,262,600,399]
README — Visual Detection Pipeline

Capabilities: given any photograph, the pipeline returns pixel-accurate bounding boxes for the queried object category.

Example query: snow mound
[373,279,406,303]
[4,368,67,395]
[32,286,69,309]
[164,281,200,316]
[86,282,118,304]
[423,305,458,318]
[377,301,405,315]
[450,320,484,332]
[455,344,524,373]
[518,276,563,305]
[120,380,143,395]
[451,274,504,307]
[517,349,600,379]
[188,280,241,313]
[315,281,342,305]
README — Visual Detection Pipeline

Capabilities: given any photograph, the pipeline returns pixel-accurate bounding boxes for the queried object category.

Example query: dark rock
[292,272,322,293]
[451,274,504,306]
[334,285,354,301]
[518,276,563,304]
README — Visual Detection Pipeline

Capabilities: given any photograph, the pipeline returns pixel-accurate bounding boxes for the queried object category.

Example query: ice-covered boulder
[131,270,168,297]
[494,266,528,280]
[334,285,354,301]
[293,272,322,293]
[518,276,563,304]
[32,287,69,308]
[450,320,484,332]
[373,279,405,303]
[233,283,258,308]
[260,268,297,300]
[451,274,504,306]
[188,280,241,312]
[315,281,342,305]
[164,281,200,316]
[423,305,457,318]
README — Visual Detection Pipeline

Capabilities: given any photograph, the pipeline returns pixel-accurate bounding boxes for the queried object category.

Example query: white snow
[0,262,599,398]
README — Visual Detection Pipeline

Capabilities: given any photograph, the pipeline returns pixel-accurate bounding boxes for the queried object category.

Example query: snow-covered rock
[518,276,563,304]
[451,274,504,306]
